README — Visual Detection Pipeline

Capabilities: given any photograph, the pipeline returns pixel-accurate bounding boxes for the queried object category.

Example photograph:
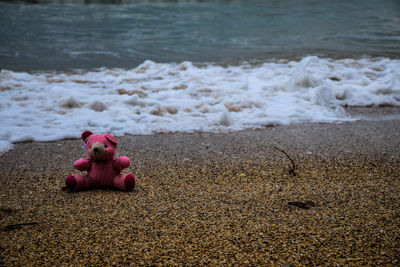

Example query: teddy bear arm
[74,158,91,171]
[113,156,130,171]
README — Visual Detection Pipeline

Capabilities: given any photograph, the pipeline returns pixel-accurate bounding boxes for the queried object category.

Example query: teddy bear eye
[104,144,108,148]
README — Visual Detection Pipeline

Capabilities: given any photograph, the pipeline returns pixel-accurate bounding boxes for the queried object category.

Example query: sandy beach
[1,114,399,265]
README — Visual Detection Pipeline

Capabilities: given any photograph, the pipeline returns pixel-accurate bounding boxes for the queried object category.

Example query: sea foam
[1,56,399,153]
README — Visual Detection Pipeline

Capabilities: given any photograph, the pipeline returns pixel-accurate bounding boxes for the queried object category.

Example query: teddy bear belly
[87,161,119,188]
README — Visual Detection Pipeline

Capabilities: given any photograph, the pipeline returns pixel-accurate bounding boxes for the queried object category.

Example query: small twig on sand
[288,201,316,209]
[274,146,297,176]
[3,222,38,231]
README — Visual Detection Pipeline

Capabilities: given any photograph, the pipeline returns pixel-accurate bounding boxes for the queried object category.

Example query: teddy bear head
[81,130,118,161]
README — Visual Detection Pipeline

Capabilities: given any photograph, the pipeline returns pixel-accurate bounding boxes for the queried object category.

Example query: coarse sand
[1,116,399,265]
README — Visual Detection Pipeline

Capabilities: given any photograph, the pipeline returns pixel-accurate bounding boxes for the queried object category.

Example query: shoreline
[3,106,400,153]
[1,118,399,265]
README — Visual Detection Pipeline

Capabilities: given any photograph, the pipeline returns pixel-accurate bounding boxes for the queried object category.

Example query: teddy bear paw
[65,175,77,191]
[125,174,135,191]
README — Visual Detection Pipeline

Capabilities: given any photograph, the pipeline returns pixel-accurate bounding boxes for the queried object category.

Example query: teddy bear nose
[90,142,106,160]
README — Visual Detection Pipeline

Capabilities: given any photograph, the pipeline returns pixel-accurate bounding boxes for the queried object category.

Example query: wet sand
[1,117,399,265]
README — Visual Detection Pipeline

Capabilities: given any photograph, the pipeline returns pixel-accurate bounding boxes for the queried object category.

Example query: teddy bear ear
[105,133,118,145]
[81,130,93,142]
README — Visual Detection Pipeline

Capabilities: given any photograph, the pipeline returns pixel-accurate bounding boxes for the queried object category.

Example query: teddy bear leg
[124,173,135,191]
[113,173,135,192]
[65,175,77,190]
[65,174,90,192]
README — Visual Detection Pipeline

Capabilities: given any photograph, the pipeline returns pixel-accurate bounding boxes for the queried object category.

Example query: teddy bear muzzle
[90,142,106,160]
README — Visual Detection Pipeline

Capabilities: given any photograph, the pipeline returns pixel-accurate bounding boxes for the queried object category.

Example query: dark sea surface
[1,0,400,71]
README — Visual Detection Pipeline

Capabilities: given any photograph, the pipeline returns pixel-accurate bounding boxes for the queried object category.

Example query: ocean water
[1,0,400,152]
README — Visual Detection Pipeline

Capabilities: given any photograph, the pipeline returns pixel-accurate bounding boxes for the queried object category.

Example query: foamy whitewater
[1,56,400,153]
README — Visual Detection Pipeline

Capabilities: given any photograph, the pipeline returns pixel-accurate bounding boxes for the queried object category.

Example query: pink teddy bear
[65,130,135,192]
